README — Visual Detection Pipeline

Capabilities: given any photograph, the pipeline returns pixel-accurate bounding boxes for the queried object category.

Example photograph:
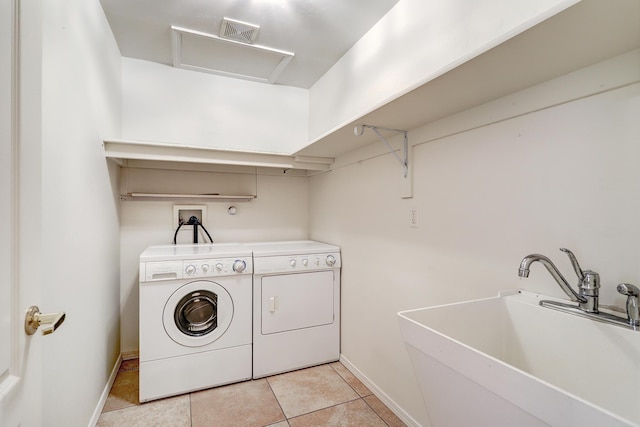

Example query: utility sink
[398,290,640,427]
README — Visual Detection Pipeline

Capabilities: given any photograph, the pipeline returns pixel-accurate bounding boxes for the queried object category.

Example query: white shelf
[295,0,640,158]
[103,139,334,171]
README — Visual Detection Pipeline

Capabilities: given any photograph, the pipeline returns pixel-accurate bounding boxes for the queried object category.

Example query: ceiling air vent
[171,25,294,85]
[219,18,259,44]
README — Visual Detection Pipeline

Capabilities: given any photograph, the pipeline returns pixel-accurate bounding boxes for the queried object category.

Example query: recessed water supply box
[173,204,206,230]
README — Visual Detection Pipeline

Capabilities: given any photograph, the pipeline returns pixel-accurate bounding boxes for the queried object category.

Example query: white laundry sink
[398,290,640,427]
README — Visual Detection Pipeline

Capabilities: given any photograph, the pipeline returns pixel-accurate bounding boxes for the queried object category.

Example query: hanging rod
[354,125,409,177]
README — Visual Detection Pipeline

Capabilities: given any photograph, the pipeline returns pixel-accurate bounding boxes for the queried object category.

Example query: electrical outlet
[410,207,419,227]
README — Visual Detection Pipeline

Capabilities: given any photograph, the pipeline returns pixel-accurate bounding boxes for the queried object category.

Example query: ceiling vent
[219,18,259,44]
[171,26,294,85]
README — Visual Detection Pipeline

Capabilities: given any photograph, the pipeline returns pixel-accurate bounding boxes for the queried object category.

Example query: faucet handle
[559,248,585,280]
[617,283,640,327]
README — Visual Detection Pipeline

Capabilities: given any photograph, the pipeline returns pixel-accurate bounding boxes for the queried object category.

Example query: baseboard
[121,351,139,361]
[339,354,423,427]
[87,353,122,427]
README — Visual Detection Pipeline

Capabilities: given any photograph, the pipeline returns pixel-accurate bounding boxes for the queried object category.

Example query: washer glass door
[164,280,234,347]
[174,290,218,336]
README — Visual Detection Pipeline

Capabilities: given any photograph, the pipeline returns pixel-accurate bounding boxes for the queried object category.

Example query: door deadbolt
[25,306,66,336]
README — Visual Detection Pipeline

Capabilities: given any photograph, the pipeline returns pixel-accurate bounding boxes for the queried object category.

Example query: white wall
[119,171,309,353]
[121,58,309,154]
[308,52,640,426]
[39,0,122,425]
[308,0,578,141]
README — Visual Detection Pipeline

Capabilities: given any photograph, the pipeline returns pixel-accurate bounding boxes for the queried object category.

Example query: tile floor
[97,358,406,427]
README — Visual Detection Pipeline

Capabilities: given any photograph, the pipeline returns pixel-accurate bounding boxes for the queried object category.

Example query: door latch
[25,306,66,335]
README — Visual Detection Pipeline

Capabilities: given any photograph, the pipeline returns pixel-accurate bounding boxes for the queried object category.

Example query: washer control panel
[141,256,253,281]
[253,252,341,274]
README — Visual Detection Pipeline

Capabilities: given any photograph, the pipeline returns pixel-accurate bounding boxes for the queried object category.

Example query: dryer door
[260,271,335,335]
[163,280,233,347]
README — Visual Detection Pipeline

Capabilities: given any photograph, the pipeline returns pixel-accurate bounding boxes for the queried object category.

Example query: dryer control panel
[141,256,253,282]
[253,252,341,274]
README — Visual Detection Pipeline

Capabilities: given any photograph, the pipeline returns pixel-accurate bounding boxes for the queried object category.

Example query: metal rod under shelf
[120,193,256,202]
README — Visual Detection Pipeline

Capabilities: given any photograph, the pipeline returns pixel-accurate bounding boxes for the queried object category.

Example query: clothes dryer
[248,240,341,378]
[138,244,252,402]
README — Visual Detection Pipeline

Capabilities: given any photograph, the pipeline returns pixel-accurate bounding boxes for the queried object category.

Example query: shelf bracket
[356,125,409,177]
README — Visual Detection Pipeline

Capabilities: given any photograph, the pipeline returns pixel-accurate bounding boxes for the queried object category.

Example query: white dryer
[138,244,252,402]
[248,240,341,378]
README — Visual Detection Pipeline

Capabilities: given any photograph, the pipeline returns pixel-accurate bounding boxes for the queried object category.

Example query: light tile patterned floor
[97,359,406,427]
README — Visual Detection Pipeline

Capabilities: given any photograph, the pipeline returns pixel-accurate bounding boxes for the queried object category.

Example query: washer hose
[173,216,213,244]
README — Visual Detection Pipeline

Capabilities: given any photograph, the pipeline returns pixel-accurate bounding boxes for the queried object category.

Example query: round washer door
[163,280,234,347]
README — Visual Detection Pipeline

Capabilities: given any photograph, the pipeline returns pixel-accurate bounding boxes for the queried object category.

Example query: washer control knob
[233,260,246,273]
[290,259,297,267]
[202,264,210,273]
[315,257,320,265]
[302,258,308,266]
[185,264,197,275]
[215,263,223,272]
[326,255,336,266]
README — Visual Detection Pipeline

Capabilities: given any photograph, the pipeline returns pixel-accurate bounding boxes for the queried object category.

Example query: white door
[1,0,43,425]
[0,0,20,423]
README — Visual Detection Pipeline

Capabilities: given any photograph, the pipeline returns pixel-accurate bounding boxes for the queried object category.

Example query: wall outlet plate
[410,207,419,227]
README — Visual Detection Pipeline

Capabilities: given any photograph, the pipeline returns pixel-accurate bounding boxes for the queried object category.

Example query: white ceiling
[99,0,401,89]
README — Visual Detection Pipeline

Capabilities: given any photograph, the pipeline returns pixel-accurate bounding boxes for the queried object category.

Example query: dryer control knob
[326,255,336,266]
[290,259,297,267]
[232,260,246,273]
[185,264,197,275]
[215,263,223,272]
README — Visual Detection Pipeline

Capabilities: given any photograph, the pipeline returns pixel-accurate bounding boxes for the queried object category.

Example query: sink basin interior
[400,291,640,424]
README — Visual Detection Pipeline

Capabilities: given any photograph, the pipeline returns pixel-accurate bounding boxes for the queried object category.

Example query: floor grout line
[264,376,288,425]
[285,395,364,421]
[361,395,392,427]
[329,361,370,398]
[188,392,193,427]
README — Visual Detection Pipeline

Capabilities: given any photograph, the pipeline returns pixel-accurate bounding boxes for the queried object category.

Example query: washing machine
[248,240,341,378]
[138,243,253,402]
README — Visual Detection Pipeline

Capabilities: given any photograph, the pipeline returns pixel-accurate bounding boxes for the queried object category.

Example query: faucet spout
[518,253,587,304]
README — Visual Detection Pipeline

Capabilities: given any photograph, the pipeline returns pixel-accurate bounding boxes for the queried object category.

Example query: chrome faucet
[519,248,640,330]
[518,248,600,313]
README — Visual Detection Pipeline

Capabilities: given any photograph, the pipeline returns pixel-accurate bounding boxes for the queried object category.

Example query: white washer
[138,243,253,402]
[248,240,341,378]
